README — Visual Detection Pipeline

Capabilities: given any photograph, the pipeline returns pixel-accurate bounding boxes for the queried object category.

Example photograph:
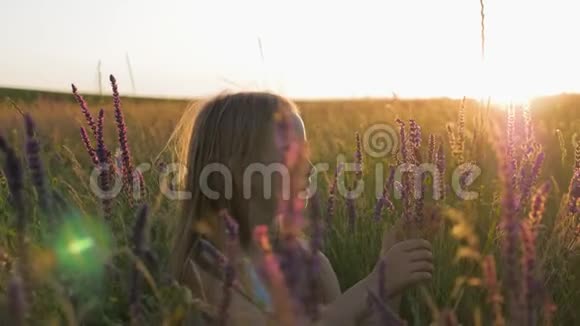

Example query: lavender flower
[7,274,26,326]
[568,168,580,215]
[72,84,97,137]
[519,151,545,210]
[373,196,386,222]
[386,165,396,193]
[520,222,539,326]
[80,127,98,165]
[0,134,24,211]
[219,209,239,326]
[23,114,50,213]
[137,170,146,201]
[415,174,425,225]
[446,124,456,156]
[354,132,363,180]
[0,135,28,285]
[481,256,506,326]
[409,119,423,163]
[374,174,395,222]
[400,165,416,227]
[129,204,149,324]
[326,163,343,226]
[528,182,550,232]
[253,225,295,326]
[575,140,580,170]
[435,141,446,200]
[409,119,421,149]
[500,143,522,323]
[395,119,408,163]
[456,98,466,163]
[276,234,305,312]
[346,187,357,232]
[458,164,472,190]
[95,109,112,218]
[523,106,535,153]
[507,105,516,163]
[428,134,436,163]
[556,129,567,164]
[110,74,135,194]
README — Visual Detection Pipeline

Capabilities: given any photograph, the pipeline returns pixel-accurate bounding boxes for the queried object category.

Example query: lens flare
[53,212,112,277]
[67,237,95,255]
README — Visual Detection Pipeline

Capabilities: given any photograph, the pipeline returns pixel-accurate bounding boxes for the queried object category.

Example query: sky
[1,0,580,101]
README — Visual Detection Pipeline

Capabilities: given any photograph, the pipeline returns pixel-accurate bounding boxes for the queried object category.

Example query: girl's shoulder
[184,258,271,326]
[294,237,341,303]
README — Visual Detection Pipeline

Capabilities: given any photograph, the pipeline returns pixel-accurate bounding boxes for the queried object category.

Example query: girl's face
[289,111,315,195]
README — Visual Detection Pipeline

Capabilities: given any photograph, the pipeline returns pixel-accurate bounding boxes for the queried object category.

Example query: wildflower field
[0,81,579,325]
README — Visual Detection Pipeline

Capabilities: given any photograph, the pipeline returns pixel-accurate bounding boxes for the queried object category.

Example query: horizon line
[2,84,580,103]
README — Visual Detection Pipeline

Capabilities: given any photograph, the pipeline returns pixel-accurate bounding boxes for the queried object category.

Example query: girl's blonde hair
[168,92,299,281]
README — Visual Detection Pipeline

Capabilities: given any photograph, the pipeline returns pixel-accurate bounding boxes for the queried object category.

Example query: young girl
[169,92,434,325]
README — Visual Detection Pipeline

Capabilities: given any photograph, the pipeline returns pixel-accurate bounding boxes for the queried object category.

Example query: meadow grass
[0,86,579,325]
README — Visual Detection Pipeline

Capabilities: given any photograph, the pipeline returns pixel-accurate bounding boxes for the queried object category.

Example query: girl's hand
[380,218,405,257]
[375,239,434,298]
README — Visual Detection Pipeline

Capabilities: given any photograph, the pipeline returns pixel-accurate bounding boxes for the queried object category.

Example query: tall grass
[0,85,579,325]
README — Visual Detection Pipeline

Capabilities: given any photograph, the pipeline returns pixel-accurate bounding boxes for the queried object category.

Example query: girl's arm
[316,239,433,326]
[318,270,379,325]
[189,238,433,326]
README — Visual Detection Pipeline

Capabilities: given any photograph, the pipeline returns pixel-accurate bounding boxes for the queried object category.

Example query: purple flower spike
[326,163,343,226]
[0,135,29,295]
[95,109,112,218]
[520,151,545,209]
[428,134,436,163]
[0,134,24,212]
[72,83,97,137]
[409,119,421,149]
[528,182,550,231]
[520,222,539,325]
[575,141,580,170]
[80,127,98,165]
[375,172,395,222]
[346,187,357,232]
[110,74,135,195]
[23,114,50,213]
[395,119,408,163]
[435,141,446,200]
[218,209,239,326]
[499,143,522,321]
[354,132,363,180]
[568,168,580,215]
[374,196,385,222]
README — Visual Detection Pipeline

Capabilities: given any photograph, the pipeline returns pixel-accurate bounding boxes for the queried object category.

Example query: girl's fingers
[408,249,433,262]
[409,272,433,284]
[397,239,432,252]
[408,261,434,273]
